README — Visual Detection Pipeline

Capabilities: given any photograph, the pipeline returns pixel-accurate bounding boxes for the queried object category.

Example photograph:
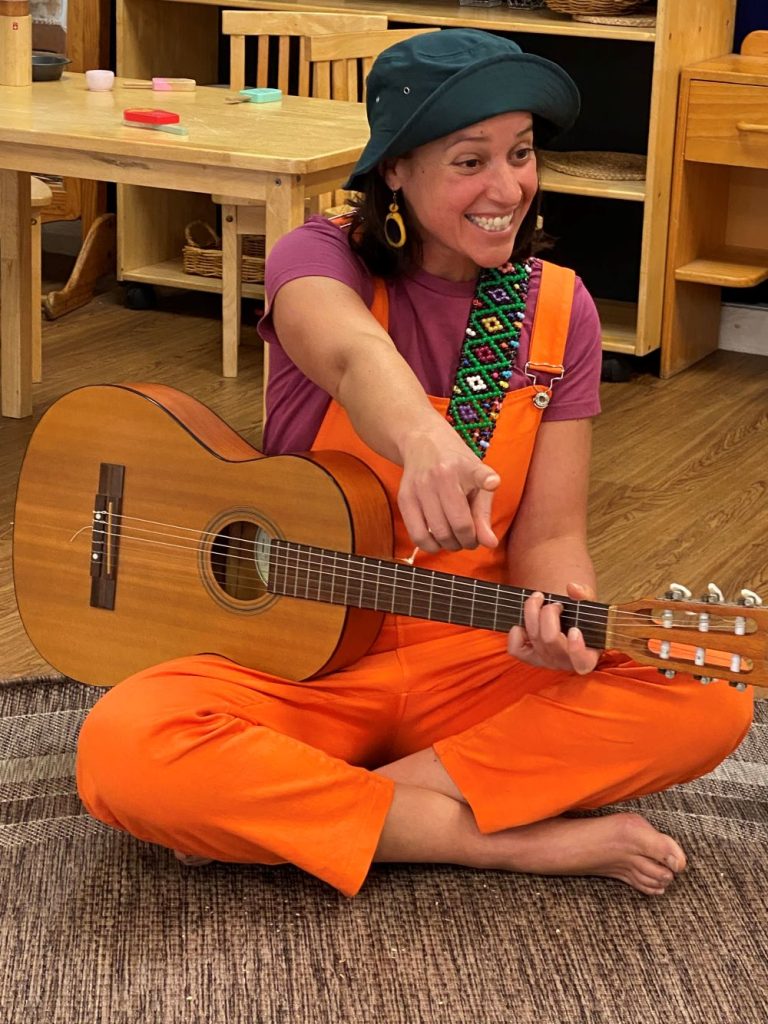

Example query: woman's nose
[487,165,525,205]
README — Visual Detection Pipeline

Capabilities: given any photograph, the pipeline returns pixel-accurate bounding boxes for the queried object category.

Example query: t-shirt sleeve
[257,216,374,347]
[543,275,602,422]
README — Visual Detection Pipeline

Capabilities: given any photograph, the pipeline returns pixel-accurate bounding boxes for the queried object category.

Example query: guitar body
[13,384,392,686]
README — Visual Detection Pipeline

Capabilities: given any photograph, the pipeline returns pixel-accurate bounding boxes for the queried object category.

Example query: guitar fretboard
[267,540,609,649]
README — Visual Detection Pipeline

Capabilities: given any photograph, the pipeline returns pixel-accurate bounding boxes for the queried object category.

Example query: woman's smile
[465,212,517,233]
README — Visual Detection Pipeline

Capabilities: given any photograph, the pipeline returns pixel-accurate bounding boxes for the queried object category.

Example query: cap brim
[345,53,579,191]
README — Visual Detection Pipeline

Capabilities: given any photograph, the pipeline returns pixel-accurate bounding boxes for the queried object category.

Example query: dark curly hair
[347,159,547,279]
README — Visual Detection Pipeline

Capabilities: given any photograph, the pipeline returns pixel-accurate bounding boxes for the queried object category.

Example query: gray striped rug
[1,677,766,1024]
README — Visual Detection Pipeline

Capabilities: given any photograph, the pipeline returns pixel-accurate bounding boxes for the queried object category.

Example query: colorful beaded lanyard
[446,258,534,459]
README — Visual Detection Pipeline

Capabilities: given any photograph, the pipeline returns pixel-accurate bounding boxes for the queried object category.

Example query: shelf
[595,299,640,355]
[674,247,768,287]
[540,166,645,202]
[158,0,658,42]
[121,258,265,298]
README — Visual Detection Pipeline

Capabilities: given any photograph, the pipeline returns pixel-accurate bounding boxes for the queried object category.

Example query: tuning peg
[693,675,714,685]
[657,668,677,679]
[705,583,725,604]
[665,583,692,601]
[729,681,748,692]
[739,589,763,607]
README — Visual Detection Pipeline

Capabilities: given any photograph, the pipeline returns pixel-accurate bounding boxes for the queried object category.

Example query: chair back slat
[256,35,268,89]
[230,35,246,93]
[277,35,291,93]
[345,59,358,103]
[314,60,331,100]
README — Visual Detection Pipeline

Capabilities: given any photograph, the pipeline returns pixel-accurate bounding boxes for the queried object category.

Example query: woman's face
[384,110,538,281]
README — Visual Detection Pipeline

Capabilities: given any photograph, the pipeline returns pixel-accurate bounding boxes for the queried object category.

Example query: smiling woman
[76,29,754,902]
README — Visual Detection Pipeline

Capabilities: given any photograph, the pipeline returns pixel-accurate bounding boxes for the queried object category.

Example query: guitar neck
[268,540,610,648]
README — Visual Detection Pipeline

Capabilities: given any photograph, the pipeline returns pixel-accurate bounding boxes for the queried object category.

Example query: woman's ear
[380,159,403,193]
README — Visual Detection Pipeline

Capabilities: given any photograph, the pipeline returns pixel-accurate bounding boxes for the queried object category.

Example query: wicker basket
[544,0,646,16]
[181,221,266,284]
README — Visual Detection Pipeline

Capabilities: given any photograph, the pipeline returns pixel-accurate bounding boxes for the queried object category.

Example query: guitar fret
[267,542,610,654]
[344,552,354,606]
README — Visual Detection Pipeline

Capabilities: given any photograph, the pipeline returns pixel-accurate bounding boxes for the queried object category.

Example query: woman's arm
[505,417,601,674]
[271,275,500,553]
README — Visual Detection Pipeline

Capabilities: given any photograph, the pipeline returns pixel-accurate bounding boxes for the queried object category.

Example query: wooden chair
[214,11,386,379]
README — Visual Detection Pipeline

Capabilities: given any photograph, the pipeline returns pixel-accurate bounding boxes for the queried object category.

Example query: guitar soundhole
[204,518,274,608]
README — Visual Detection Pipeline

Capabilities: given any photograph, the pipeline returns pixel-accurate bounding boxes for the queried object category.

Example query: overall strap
[525,259,576,380]
[370,276,389,330]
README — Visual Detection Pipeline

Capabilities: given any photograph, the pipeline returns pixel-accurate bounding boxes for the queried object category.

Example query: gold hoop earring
[384,191,407,249]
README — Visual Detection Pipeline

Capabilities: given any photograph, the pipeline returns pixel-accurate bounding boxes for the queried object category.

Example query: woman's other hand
[507,582,601,674]
[398,426,500,552]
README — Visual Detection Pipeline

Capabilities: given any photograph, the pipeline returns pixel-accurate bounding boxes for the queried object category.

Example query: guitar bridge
[90,462,125,610]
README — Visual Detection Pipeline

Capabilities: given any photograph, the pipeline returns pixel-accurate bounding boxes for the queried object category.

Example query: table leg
[221,204,243,379]
[1,170,33,418]
[262,175,307,424]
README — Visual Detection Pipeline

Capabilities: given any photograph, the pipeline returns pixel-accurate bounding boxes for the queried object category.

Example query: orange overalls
[76,262,752,896]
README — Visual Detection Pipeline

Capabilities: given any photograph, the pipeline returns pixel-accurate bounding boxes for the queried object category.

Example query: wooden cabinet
[662,53,768,376]
[115,0,738,362]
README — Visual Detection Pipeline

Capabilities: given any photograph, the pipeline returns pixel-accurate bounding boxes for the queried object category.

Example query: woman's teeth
[467,214,514,233]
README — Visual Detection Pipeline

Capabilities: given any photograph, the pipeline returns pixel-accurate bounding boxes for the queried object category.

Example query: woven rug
[1,677,767,1024]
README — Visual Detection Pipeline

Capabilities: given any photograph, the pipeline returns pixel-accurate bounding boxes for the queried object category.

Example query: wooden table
[0,73,369,417]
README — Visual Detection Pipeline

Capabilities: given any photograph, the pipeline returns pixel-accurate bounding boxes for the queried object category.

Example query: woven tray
[540,150,647,180]
[181,221,266,284]
[573,4,656,25]
[544,0,645,15]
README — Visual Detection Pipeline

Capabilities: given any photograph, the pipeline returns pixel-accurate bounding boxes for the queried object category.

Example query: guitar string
[71,519,753,641]
[78,509,761,628]
[76,534,753,676]
[78,533,672,658]
[81,519,657,630]
[79,517,752,635]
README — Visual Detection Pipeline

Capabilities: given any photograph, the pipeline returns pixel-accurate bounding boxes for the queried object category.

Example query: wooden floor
[2,277,767,685]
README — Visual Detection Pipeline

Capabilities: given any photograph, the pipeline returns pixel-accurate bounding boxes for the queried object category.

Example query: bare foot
[490,811,686,896]
[173,849,213,867]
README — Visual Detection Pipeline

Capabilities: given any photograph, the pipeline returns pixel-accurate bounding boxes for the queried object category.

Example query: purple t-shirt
[258,216,602,455]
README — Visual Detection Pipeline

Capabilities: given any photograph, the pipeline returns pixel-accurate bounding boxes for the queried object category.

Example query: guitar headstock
[608,583,767,688]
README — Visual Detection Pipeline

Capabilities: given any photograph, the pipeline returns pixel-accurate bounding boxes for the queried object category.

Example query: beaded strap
[446,258,533,458]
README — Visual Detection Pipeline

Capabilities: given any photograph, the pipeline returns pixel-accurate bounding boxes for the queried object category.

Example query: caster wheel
[124,283,157,310]
[601,354,633,383]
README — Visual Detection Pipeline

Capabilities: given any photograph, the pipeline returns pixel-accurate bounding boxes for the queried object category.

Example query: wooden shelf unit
[116,0,738,360]
[662,53,768,375]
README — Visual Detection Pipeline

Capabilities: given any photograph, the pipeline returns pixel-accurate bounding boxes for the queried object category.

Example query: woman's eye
[513,147,534,162]
[457,158,482,169]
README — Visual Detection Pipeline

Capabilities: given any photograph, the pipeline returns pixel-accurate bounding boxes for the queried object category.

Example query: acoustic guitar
[12,384,767,689]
